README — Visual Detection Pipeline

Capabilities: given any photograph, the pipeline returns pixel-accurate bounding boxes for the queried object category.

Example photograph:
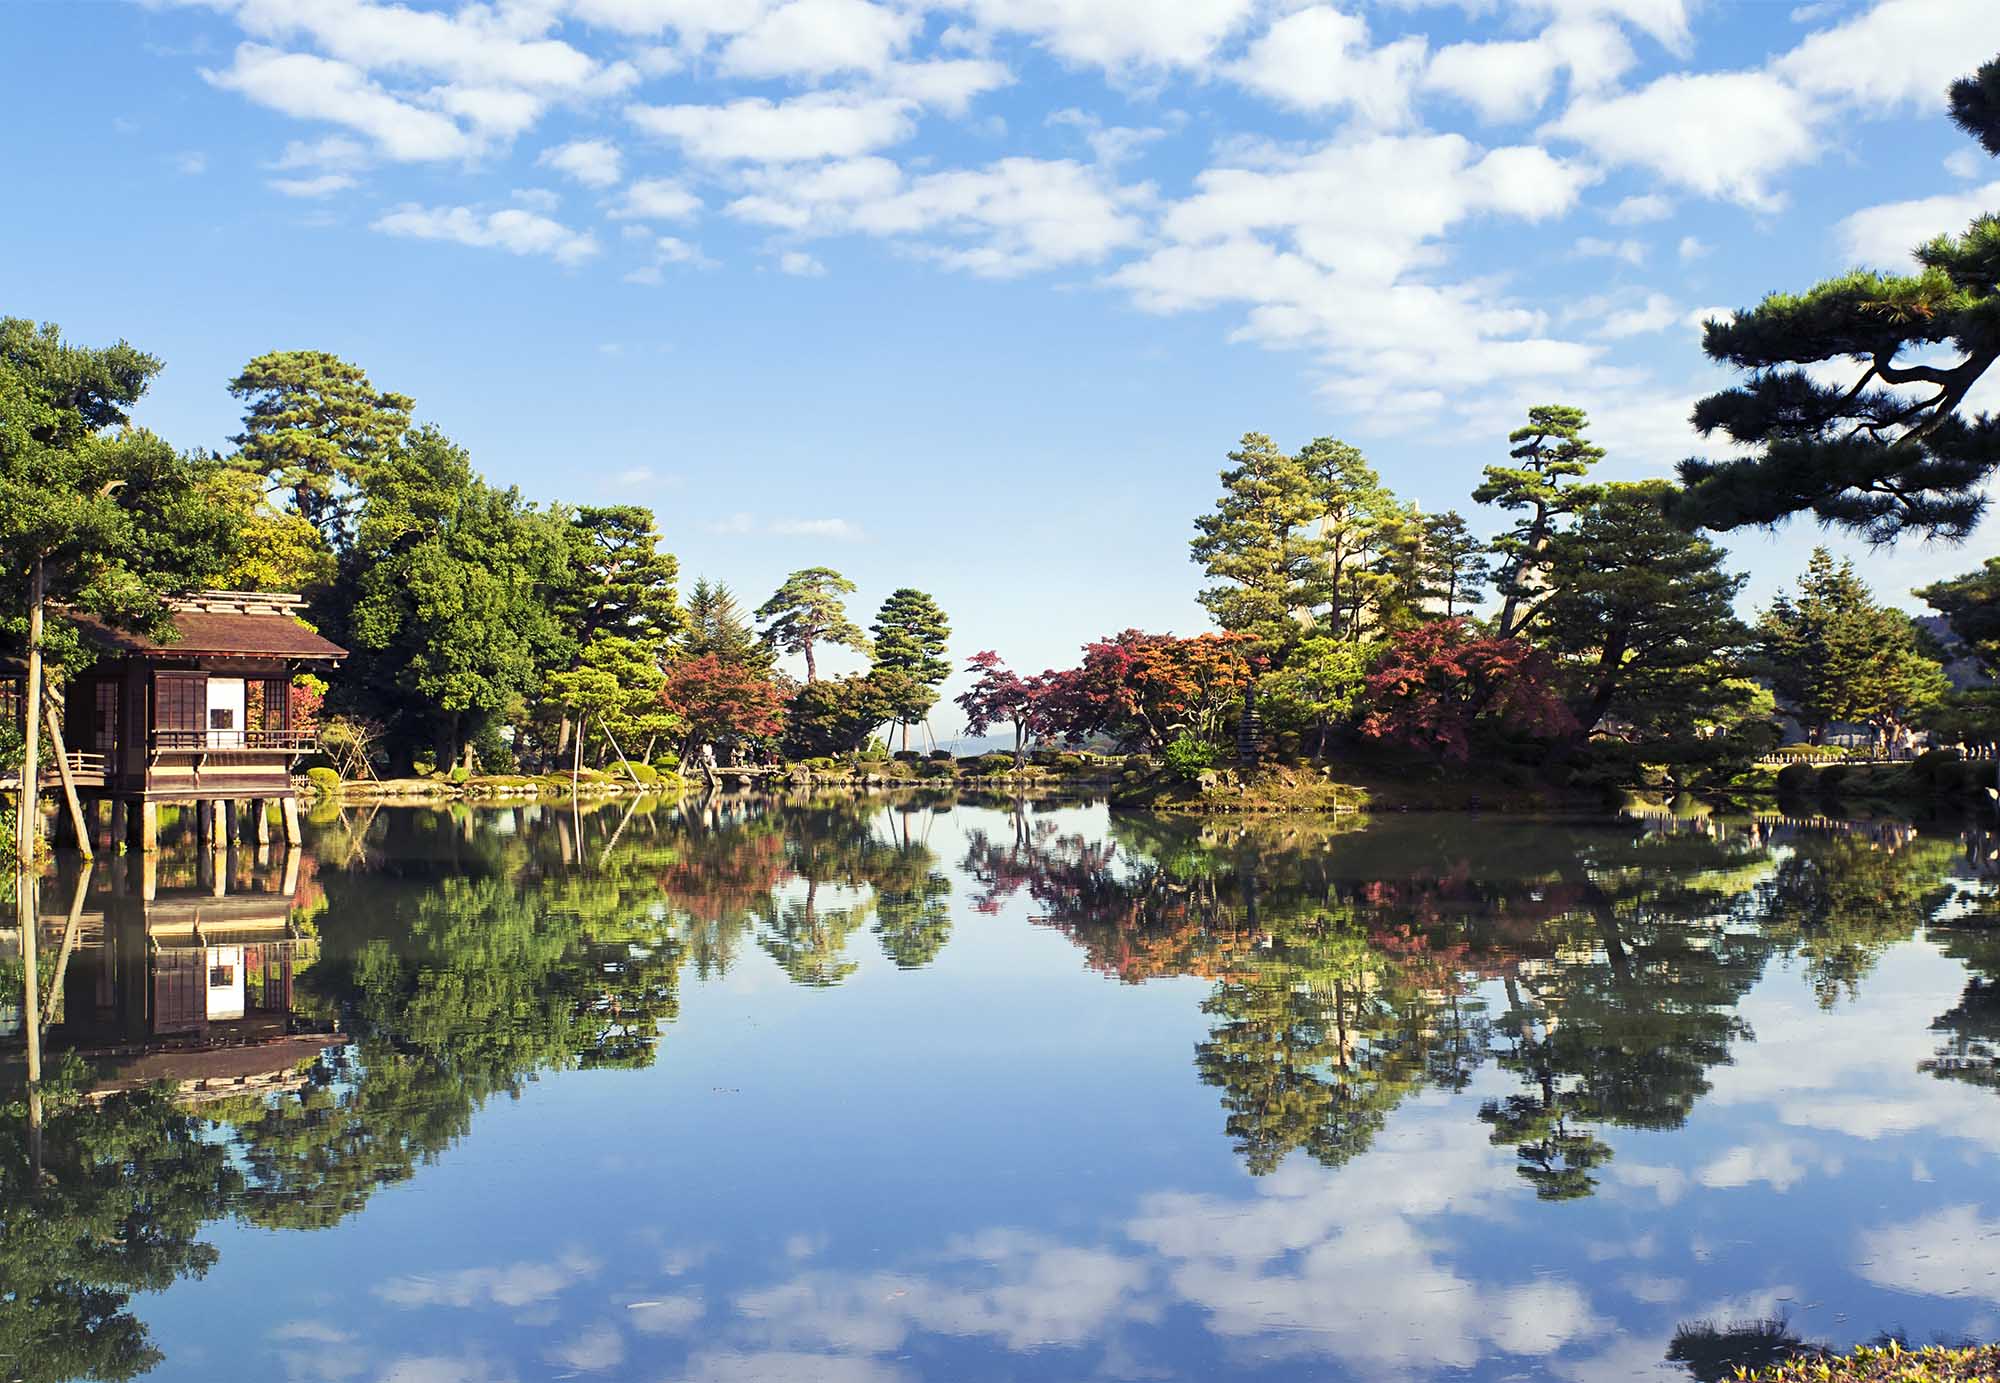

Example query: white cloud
[513,186,561,211]
[962,0,1259,70]
[374,1253,601,1309]
[372,204,600,264]
[205,44,475,162]
[1547,70,1819,208]
[626,1293,705,1334]
[1227,8,1428,125]
[1573,235,1646,265]
[1606,192,1671,224]
[273,134,369,171]
[627,94,915,162]
[1597,292,1679,337]
[778,251,826,276]
[1855,1205,2000,1306]
[730,155,1148,277]
[1839,181,2000,266]
[539,137,623,188]
[271,172,358,197]
[1677,234,1711,260]
[174,151,208,175]
[615,176,702,220]
[1425,19,1634,123]
[879,58,1013,115]
[1774,0,2000,113]
[718,0,918,78]
[548,1325,624,1372]
[1047,109,1165,167]
[770,516,858,537]
[1947,148,1986,180]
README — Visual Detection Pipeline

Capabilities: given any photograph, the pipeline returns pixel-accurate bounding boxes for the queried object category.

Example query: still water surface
[5,796,2000,1383]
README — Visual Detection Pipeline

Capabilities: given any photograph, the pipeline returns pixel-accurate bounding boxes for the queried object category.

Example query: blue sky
[4,0,2000,697]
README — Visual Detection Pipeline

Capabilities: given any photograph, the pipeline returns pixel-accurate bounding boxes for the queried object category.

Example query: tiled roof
[67,593,346,661]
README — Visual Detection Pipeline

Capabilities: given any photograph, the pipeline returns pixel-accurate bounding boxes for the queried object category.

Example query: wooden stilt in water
[138,801,159,855]
[45,703,92,861]
[281,795,302,847]
[253,798,271,844]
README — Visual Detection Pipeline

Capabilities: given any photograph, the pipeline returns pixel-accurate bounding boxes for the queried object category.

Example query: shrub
[1818,763,1851,794]
[1912,748,1968,794]
[447,765,470,785]
[1163,732,1224,782]
[928,750,954,762]
[918,758,957,778]
[893,750,922,763]
[1774,762,1815,796]
[623,762,660,785]
[305,766,341,798]
[1739,1343,2000,1381]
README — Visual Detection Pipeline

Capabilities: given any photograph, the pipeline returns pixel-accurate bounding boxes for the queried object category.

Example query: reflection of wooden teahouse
[54,591,345,852]
[15,851,340,1103]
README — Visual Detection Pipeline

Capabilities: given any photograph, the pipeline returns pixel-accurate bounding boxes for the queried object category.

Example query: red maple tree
[1360,619,1575,763]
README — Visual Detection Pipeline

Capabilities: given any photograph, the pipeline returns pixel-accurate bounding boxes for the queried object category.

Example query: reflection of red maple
[657,832,790,925]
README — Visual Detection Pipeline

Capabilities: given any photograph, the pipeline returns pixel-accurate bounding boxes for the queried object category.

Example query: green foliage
[1733,1342,2000,1382]
[1918,556,2000,678]
[306,765,341,796]
[1673,60,2000,544]
[1541,480,1753,741]
[1416,509,1490,618]
[1191,432,1316,658]
[0,317,236,661]
[755,566,870,681]
[870,588,951,733]
[1258,636,1370,755]
[783,672,897,758]
[229,349,413,551]
[682,577,766,668]
[336,425,571,769]
[1758,548,1948,742]
[1163,731,1224,781]
[1476,403,1603,638]
[206,464,335,593]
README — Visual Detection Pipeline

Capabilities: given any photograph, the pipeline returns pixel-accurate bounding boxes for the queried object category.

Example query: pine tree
[1298,437,1399,641]
[1418,510,1490,618]
[1477,404,1603,638]
[228,350,413,552]
[682,578,764,667]
[1540,481,1751,738]
[870,588,951,750]
[1190,433,1315,662]
[1759,549,1947,744]
[755,567,871,681]
[1671,55,2000,545]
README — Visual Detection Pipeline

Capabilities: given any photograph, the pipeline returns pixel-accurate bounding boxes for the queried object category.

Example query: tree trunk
[804,641,817,683]
[18,557,45,866]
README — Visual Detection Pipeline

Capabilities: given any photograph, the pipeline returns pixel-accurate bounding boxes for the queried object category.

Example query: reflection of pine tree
[0,1067,240,1383]
[1755,831,1960,1007]
[1926,926,2000,1092]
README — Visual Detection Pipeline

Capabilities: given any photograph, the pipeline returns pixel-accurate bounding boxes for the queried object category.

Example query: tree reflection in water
[1,799,1997,1381]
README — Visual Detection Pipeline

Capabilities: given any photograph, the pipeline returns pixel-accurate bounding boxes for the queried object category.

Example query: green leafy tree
[1258,635,1369,759]
[870,587,951,749]
[1191,433,1315,661]
[1759,548,1948,744]
[228,350,413,551]
[337,425,570,772]
[546,635,674,768]
[755,567,871,681]
[207,464,336,593]
[1540,481,1753,737]
[1477,404,1603,638]
[1918,557,2000,675]
[558,505,683,647]
[783,673,898,758]
[1671,57,2000,544]
[0,318,235,859]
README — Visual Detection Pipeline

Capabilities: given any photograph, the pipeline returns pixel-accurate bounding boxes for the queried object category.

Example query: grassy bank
[1740,1342,2000,1380]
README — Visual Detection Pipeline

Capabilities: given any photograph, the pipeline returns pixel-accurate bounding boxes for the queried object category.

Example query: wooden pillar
[138,800,159,855]
[82,796,102,851]
[140,851,157,902]
[110,799,128,853]
[215,799,234,845]
[281,795,301,847]
[195,799,211,846]
[253,798,271,845]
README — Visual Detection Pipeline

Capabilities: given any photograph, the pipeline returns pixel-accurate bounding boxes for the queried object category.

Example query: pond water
[4,795,2000,1383]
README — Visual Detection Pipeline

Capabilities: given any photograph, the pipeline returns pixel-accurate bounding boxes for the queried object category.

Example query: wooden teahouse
[44,592,346,852]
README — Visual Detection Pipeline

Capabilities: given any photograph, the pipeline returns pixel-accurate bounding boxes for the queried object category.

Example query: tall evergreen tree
[228,350,413,552]
[1671,56,2000,545]
[1540,481,1752,738]
[1190,433,1315,661]
[1478,404,1603,639]
[1,318,235,860]
[1758,548,1948,744]
[681,578,764,667]
[1488,399,1608,635]
[1418,510,1490,619]
[559,504,682,647]
[1918,557,2000,677]
[870,587,951,749]
[755,567,871,681]
[1298,437,1399,641]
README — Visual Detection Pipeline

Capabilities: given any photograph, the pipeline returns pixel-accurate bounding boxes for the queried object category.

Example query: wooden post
[109,799,128,853]
[195,799,211,846]
[138,800,159,854]
[253,797,271,844]
[45,705,92,861]
[17,558,45,865]
[280,795,302,847]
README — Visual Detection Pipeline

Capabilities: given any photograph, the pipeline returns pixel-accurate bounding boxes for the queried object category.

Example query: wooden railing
[150,729,321,752]
[64,751,106,777]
